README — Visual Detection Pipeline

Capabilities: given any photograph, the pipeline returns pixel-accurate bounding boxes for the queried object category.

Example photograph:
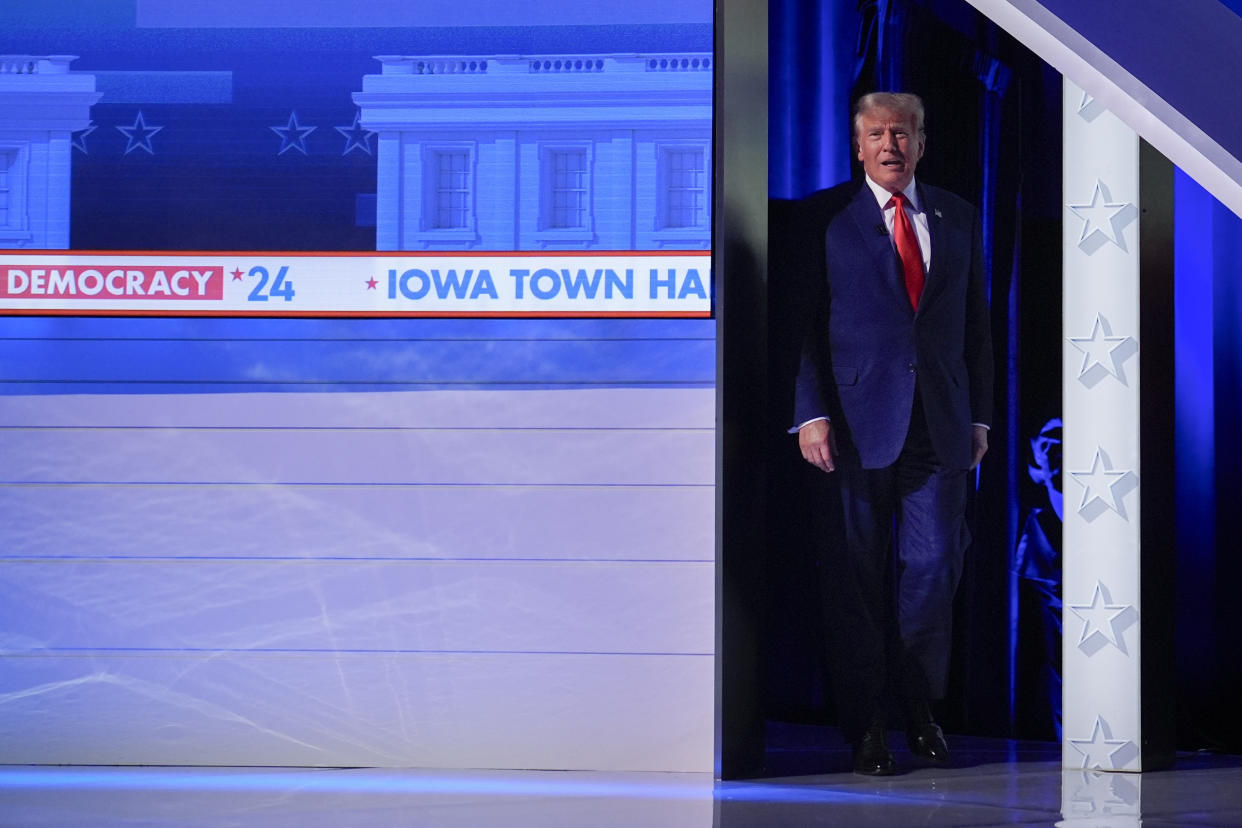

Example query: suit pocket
[832,366,859,386]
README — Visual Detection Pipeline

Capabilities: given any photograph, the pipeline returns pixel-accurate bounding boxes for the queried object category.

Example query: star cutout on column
[72,123,98,154]
[271,111,317,155]
[1068,180,1136,254]
[1068,581,1135,655]
[1068,717,1138,770]
[116,111,164,155]
[1068,313,1138,388]
[335,112,376,156]
[1069,448,1137,522]
[1076,91,1106,122]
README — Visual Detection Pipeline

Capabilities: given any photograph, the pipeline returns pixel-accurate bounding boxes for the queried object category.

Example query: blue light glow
[0,765,910,809]
[0,767,714,800]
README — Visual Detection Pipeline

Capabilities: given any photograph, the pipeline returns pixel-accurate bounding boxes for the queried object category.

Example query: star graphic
[335,112,376,156]
[116,111,164,155]
[366,277,379,290]
[231,268,245,281]
[72,123,97,154]
[271,111,317,156]
[1069,314,1137,387]
[1068,180,1134,252]
[1068,581,1133,654]
[1068,717,1136,770]
[1075,90,1108,123]
[1069,448,1136,521]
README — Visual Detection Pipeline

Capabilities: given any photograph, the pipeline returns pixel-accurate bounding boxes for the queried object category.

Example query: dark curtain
[1175,173,1242,753]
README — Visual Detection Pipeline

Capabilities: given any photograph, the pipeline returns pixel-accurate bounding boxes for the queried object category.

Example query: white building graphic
[353,54,712,251]
[0,56,99,249]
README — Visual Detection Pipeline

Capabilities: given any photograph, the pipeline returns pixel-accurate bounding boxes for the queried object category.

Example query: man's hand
[798,419,837,473]
[970,424,989,469]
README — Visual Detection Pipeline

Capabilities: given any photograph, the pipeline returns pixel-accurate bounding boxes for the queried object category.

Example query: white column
[374,132,402,250]
[1061,79,1144,771]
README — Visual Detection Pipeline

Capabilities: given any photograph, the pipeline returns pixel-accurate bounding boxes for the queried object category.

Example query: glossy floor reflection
[723,733,1242,827]
[2,734,1241,827]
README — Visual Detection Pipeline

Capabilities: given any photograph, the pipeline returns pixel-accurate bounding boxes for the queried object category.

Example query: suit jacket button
[907,363,917,373]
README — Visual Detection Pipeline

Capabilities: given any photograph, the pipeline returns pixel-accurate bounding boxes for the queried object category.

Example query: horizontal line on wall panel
[0,384,715,396]
[0,380,714,387]
[0,481,713,488]
[0,336,715,343]
[0,425,712,433]
[0,555,713,564]
[3,647,714,658]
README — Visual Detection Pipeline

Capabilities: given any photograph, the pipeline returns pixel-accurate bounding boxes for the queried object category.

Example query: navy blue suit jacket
[794,180,993,470]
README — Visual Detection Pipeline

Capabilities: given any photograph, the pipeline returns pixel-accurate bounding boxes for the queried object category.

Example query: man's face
[855,106,924,194]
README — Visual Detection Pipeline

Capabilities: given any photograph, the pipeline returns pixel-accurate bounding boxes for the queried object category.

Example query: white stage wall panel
[0,387,715,771]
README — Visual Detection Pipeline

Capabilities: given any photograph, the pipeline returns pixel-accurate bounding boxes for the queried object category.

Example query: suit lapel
[845,185,909,309]
[918,183,954,309]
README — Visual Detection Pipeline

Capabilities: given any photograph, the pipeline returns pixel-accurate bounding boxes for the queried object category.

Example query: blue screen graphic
[1,0,715,388]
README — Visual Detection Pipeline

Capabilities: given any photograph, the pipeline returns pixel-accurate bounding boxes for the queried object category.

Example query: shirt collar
[864,174,922,213]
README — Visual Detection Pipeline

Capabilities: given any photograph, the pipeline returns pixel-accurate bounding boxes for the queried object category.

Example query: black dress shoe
[852,723,896,776]
[905,701,951,766]
[907,721,951,765]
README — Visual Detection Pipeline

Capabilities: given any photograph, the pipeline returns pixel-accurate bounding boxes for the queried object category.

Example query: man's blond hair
[853,92,926,138]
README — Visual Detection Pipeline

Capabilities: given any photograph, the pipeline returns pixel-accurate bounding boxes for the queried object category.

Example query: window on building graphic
[0,144,31,236]
[545,148,589,230]
[660,145,708,229]
[0,149,14,229]
[430,148,471,230]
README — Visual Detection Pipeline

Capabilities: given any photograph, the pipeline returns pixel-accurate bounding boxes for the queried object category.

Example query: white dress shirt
[863,174,931,272]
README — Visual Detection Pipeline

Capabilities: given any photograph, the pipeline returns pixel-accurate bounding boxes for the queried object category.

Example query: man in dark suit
[793,92,993,775]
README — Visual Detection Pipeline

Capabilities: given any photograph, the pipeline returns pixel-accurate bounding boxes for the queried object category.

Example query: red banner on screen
[1,266,224,301]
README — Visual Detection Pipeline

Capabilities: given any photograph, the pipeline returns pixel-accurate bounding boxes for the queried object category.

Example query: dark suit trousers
[823,395,969,741]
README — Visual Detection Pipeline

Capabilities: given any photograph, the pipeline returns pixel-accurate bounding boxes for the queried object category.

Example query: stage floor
[2,734,1240,826]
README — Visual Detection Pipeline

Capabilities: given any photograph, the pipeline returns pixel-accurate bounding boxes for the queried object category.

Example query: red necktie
[889,191,924,310]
